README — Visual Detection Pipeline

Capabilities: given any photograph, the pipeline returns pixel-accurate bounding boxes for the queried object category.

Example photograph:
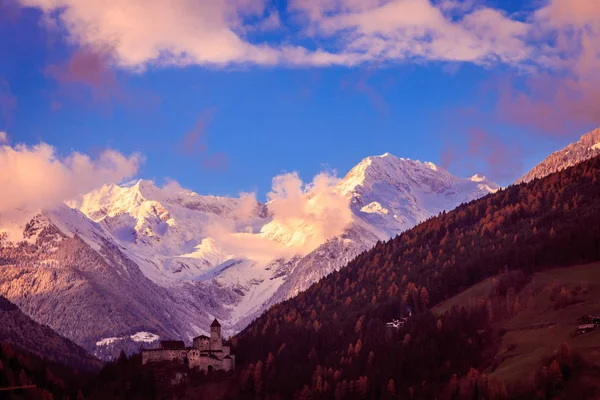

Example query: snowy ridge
[340,153,499,239]
[518,128,600,184]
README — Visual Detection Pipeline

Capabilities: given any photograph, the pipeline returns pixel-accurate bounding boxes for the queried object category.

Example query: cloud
[291,0,533,66]
[203,171,353,262]
[0,77,17,127]
[0,142,142,215]
[340,57,393,115]
[201,152,230,171]
[493,0,600,135]
[17,0,284,68]
[14,0,539,70]
[0,0,21,22]
[44,44,125,109]
[435,0,600,180]
[0,132,7,144]
[440,125,523,182]
[179,110,215,157]
[178,109,229,171]
[12,0,598,78]
[265,172,353,249]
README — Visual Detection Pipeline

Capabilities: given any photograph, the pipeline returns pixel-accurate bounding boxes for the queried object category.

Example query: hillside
[231,154,600,399]
[433,262,600,391]
[0,295,101,371]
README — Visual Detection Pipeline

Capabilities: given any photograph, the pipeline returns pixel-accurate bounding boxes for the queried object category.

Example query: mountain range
[3,126,599,360]
[0,153,498,357]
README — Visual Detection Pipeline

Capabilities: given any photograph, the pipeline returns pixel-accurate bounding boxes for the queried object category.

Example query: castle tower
[210,318,222,351]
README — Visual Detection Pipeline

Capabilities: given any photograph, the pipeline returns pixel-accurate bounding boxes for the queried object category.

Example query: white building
[142,319,235,372]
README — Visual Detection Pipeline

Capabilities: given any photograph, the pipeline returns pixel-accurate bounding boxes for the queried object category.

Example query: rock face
[518,128,600,184]
[0,153,497,358]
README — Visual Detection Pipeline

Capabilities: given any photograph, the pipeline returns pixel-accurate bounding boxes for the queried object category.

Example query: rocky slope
[0,206,237,359]
[518,128,600,183]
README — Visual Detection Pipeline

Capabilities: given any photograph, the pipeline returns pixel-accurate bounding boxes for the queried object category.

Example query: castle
[141,319,235,372]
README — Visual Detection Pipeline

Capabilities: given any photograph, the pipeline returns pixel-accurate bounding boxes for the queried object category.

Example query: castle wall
[193,337,209,350]
[222,346,230,356]
[142,319,233,371]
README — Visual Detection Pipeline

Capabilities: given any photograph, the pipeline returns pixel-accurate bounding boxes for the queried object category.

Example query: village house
[142,319,235,372]
[575,315,600,335]
[386,310,412,329]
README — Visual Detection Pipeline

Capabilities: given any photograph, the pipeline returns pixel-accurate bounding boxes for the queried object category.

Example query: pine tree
[254,360,264,395]
[387,378,396,397]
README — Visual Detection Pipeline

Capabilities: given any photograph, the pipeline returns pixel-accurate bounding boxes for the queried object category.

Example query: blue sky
[1,0,598,200]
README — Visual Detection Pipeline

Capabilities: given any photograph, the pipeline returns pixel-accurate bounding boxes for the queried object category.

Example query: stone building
[142,319,235,372]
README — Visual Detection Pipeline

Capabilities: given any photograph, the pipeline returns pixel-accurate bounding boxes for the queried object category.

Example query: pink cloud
[440,126,523,182]
[0,142,142,216]
[0,0,21,22]
[178,109,228,171]
[178,109,216,157]
[496,74,600,136]
[201,152,230,171]
[44,44,161,113]
[341,57,390,116]
[45,45,121,108]
[492,0,600,136]
[0,77,17,128]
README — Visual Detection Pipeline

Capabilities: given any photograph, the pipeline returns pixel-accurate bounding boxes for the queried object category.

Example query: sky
[1,0,600,202]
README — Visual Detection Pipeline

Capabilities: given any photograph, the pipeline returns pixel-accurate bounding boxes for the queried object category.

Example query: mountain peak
[339,154,449,196]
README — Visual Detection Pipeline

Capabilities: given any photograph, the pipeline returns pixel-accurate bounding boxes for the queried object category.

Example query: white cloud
[264,172,352,251]
[203,171,353,262]
[0,132,7,144]
[0,142,142,215]
[13,0,544,70]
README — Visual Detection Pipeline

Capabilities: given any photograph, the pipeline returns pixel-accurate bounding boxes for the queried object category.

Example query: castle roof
[194,334,210,340]
[211,318,221,328]
[159,340,185,350]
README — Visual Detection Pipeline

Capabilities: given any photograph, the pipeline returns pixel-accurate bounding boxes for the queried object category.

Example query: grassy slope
[433,262,600,389]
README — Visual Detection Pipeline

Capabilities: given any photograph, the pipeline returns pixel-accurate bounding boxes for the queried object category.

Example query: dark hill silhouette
[0,295,101,371]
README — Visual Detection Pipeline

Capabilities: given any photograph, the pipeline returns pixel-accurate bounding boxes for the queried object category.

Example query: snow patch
[96,337,121,347]
[591,142,600,151]
[130,331,160,343]
[360,202,390,215]
[424,162,437,171]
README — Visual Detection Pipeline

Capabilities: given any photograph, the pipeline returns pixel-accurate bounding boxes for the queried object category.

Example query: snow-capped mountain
[0,153,497,357]
[250,154,499,322]
[340,153,499,238]
[0,204,237,358]
[518,128,600,184]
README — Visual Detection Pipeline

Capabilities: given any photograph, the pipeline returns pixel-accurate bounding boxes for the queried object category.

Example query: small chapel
[141,319,235,372]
